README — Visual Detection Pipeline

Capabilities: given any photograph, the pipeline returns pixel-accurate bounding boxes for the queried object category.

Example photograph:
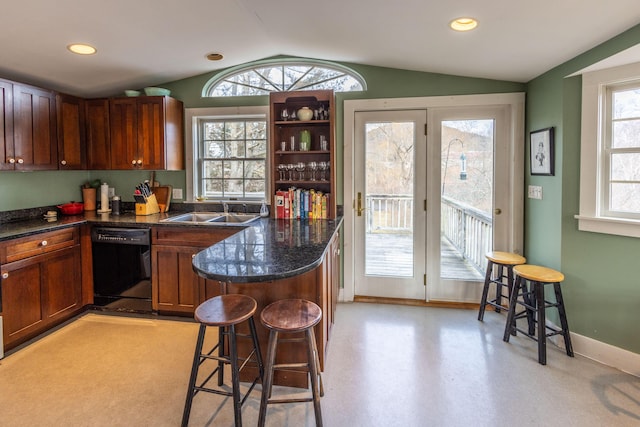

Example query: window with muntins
[195,116,267,200]
[577,61,640,238]
[203,59,365,97]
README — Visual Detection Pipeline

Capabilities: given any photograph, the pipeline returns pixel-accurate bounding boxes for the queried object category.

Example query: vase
[297,107,313,121]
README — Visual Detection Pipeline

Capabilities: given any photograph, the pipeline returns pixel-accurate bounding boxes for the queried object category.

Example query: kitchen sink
[162,212,260,225]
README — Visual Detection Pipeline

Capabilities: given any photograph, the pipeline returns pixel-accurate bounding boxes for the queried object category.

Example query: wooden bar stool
[182,294,264,427]
[258,299,323,427]
[503,265,574,365]
[478,251,526,321]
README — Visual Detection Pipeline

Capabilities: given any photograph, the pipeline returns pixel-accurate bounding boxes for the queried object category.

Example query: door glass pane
[440,120,493,280]
[365,122,415,277]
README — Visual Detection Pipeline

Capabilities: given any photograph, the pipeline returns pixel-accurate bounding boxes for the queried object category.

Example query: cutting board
[152,186,172,212]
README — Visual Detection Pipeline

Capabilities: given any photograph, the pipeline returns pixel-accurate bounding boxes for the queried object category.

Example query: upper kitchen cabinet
[269,89,336,219]
[85,98,111,170]
[56,93,86,170]
[109,96,184,170]
[0,80,57,171]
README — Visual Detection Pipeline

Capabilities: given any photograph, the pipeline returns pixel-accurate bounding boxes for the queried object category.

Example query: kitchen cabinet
[57,93,86,169]
[0,80,57,170]
[151,227,237,314]
[269,89,336,218]
[85,98,111,170]
[109,96,184,170]
[0,227,83,351]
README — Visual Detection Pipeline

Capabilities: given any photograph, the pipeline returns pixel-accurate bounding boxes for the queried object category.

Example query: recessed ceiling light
[206,53,224,61]
[450,17,478,32]
[67,43,97,55]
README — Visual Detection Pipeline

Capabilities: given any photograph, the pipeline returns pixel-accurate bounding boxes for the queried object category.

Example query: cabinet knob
[131,160,137,165]
[17,158,24,164]
[192,254,196,259]
[41,240,48,247]
[137,159,143,165]
[61,160,67,165]
[1,272,8,279]
[8,157,16,164]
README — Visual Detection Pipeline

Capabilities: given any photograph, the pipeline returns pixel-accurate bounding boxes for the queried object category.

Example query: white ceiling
[1,0,639,97]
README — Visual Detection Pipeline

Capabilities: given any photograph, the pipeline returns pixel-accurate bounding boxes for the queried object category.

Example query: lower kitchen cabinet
[1,228,82,350]
[151,227,237,315]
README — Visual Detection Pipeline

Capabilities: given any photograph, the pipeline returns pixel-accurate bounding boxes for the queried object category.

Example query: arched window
[203,58,366,97]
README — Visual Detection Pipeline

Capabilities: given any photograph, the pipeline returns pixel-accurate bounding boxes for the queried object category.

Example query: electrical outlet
[172,188,183,200]
[528,185,543,200]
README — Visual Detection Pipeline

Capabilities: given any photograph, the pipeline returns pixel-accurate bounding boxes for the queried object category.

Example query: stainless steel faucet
[223,202,229,214]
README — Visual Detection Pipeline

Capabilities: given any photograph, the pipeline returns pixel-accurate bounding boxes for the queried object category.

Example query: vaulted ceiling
[1,0,639,97]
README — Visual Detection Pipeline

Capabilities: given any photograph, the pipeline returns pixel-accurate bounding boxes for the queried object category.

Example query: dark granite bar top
[192,217,342,283]
[0,208,342,284]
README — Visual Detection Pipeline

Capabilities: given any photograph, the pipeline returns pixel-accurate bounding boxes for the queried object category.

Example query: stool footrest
[267,397,314,405]
[273,362,309,370]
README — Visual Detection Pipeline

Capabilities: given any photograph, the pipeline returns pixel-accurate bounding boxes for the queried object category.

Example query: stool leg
[258,330,279,427]
[218,326,226,386]
[228,324,243,427]
[553,283,574,357]
[535,282,547,365]
[478,261,494,321]
[503,276,522,342]
[182,324,206,427]
[494,264,504,312]
[306,327,323,427]
[248,316,265,381]
[308,325,324,397]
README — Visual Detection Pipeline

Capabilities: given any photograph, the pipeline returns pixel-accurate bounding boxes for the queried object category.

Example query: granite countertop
[0,209,342,284]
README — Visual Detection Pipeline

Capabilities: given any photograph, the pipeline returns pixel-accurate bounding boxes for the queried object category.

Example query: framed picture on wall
[530,127,554,176]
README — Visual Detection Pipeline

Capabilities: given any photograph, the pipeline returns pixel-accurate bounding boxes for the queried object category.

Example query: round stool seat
[486,251,526,265]
[261,299,322,333]
[513,264,564,283]
[195,294,257,327]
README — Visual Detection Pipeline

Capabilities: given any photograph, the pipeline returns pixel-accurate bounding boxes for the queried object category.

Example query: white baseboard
[548,323,639,377]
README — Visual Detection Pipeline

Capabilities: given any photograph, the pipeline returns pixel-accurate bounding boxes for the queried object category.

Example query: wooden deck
[365,232,484,280]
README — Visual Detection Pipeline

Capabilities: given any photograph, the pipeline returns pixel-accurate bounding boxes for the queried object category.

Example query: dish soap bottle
[260,200,269,217]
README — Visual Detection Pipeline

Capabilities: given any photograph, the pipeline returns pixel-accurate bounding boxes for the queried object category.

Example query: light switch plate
[172,188,183,199]
[528,185,543,199]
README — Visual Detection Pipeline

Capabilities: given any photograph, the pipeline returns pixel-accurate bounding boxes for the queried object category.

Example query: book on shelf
[274,187,330,219]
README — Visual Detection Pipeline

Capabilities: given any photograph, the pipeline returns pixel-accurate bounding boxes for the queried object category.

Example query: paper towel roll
[100,183,109,212]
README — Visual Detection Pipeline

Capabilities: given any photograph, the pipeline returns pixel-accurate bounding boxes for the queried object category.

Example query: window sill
[575,215,640,238]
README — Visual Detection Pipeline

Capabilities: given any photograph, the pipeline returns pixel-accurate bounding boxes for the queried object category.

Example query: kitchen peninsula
[0,210,341,387]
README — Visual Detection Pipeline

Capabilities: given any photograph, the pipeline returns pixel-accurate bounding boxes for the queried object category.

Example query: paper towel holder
[97,182,112,213]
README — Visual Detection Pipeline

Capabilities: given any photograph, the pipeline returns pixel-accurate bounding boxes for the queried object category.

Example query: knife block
[135,194,160,216]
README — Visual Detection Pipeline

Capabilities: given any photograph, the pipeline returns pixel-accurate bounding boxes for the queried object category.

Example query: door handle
[494,208,502,215]
[357,192,366,217]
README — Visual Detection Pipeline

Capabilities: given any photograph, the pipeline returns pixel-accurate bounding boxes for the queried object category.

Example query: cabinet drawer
[152,226,237,246]
[2,227,79,263]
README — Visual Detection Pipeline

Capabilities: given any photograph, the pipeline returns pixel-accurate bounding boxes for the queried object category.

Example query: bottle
[112,196,121,215]
[260,200,269,217]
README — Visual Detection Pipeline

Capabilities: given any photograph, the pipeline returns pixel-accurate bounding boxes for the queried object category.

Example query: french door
[351,102,522,302]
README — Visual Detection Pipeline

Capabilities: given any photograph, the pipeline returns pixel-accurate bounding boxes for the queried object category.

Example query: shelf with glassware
[269,89,336,219]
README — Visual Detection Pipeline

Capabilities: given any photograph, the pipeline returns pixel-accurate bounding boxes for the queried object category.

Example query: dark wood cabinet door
[12,83,57,170]
[57,94,86,169]
[109,98,138,169]
[0,79,14,171]
[1,262,44,347]
[137,97,165,170]
[85,98,111,169]
[41,246,82,321]
[152,245,201,314]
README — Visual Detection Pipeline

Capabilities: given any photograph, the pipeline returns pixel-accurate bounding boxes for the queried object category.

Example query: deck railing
[440,196,492,273]
[365,194,492,273]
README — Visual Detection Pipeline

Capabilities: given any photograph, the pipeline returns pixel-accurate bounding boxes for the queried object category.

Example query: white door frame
[342,93,525,302]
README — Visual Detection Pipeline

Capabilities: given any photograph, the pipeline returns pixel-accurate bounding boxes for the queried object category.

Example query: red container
[58,202,84,215]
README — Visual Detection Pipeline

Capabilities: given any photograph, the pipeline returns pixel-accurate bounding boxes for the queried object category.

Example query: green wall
[525,23,640,353]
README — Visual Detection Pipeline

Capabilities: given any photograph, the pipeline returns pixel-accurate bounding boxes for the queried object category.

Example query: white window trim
[185,106,270,203]
[576,61,640,238]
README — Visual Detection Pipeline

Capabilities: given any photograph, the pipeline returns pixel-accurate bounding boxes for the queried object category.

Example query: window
[186,107,268,202]
[577,61,640,238]
[203,58,365,97]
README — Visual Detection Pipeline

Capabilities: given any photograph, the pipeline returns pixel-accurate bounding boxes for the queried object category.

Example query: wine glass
[319,161,329,181]
[277,164,286,181]
[295,162,306,180]
[308,161,318,181]
[286,163,295,180]
[281,108,289,121]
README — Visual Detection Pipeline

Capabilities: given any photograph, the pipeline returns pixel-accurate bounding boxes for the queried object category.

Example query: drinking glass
[320,135,328,151]
[290,136,296,151]
[296,162,306,180]
[277,164,286,180]
[308,161,318,181]
[287,163,295,180]
[319,161,329,181]
[281,108,289,121]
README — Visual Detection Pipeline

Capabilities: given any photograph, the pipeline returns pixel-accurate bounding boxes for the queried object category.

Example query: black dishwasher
[91,227,152,313]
